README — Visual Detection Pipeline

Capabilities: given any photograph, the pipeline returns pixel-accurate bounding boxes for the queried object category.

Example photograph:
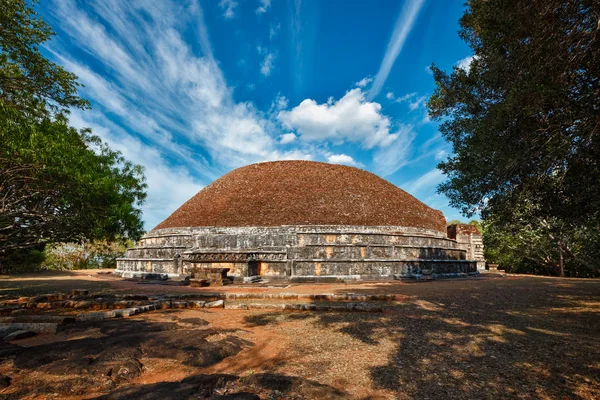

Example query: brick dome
[154,161,446,232]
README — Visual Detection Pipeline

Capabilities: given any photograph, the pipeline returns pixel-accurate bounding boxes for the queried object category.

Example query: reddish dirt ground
[0,272,598,399]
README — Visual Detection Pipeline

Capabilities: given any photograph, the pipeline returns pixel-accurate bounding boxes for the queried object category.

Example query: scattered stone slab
[205,300,224,308]
[3,330,35,341]
[243,276,261,283]
[224,302,383,312]
[0,326,20,337]
[72,289,89,296]
[0,316,75,325]
[76,311,117,321]
[0,322,58,334]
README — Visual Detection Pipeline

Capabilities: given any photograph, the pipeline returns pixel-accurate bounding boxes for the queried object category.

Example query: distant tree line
[430,0,599,277]
[0,0,147,272]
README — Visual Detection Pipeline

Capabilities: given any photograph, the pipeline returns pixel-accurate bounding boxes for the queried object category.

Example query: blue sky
[39,0,475,230]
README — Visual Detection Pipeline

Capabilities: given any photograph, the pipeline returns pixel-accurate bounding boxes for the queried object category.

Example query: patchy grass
[0,275,598,399]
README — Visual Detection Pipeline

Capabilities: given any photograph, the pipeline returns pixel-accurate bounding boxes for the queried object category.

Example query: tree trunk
[558,239,565,277]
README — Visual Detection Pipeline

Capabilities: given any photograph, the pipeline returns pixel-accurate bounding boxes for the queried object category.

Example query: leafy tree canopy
[0,105,147,258]
[0,0,89,116]
[0,1,146,267]
[429,0,600,276]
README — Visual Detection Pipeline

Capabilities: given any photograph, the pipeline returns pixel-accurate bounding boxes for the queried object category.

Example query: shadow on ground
[93,372,347,400]
[243,276,600,399]
[0,271,111,296]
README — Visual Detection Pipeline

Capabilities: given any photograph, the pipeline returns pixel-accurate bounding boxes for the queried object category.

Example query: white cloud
[386,91,419,104]
[396,92,417,103]
[368,0,426,99]
[256,0,271,14]
[269,23,281,40]
[219,0,238,18]
[260,52,276,76]
[385,91,426,111]
[278,88,399,149]
[275,149,314,161]
[455,55,478,72]
[435,149,447,160]
[327,154,360,167]
[408,95,427,111]
[372,125,416,176]
[275,95,288,110]
[404,168,446,195]
[425,65,433,75]
[279,133,297,144]
[257,46,276,76]
[355,77,372,88]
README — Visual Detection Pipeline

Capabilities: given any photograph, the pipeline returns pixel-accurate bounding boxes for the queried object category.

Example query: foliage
[0,104,147,260]
[428,0,600,277]
[0,1,147,269]
[0,248,45,274]
[446,219,482,232]
[43,240,131,270]
[0,0,89,116]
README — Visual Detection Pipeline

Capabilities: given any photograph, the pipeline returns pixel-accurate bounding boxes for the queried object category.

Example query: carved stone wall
[116,225,478,280]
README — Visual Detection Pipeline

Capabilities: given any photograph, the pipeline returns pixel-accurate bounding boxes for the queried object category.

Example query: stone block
[76,311,116,321]
[205,300,224,308]
[0,326,19,337]
[243,276,261,283]
[3,330,35,341]
[0,322,57,334]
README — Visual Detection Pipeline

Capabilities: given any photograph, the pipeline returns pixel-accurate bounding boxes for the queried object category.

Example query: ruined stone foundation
[116,225,478,281]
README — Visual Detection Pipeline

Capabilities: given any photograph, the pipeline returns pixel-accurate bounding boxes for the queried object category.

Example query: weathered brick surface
[154,161,446,232]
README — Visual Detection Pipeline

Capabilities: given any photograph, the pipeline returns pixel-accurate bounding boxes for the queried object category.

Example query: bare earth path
[0,272,598,399]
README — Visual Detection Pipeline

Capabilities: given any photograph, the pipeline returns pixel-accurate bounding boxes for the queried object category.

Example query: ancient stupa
[116,161,482,281]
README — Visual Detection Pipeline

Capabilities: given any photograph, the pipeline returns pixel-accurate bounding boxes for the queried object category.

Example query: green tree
[0,0,146,269]
[0,105,146,261]
[428,0,600,277]
[0,0,89,116]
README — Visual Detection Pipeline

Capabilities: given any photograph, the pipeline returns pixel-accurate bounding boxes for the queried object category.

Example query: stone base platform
[116,225,478,282]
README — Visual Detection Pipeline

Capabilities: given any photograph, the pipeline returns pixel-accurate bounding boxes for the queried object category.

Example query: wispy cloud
[368,0,426,100]
[386,91,416,103]
[355,77,373,88]
[219,0,238,19]
[404,168,446,195]
[372,125,416,176]
[256,0,271,14]
[288,0,317,95]
[269,23,281,40]
[46,0,315,228]
[408,95,427,111]
[261,53,276,76]
[69,110,204,230]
